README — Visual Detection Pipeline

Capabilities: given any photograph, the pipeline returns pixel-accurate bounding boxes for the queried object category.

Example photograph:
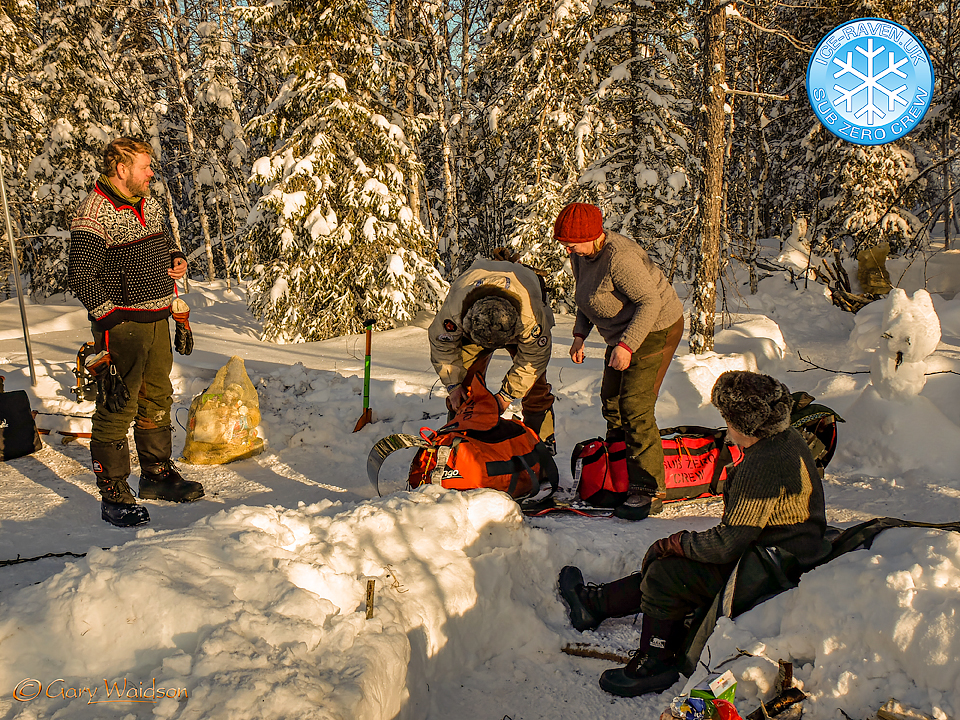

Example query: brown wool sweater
[680,428,831,566]
[571,231,683,351]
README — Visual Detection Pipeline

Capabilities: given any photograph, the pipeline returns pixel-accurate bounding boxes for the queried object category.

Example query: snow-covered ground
[1,246,959,720]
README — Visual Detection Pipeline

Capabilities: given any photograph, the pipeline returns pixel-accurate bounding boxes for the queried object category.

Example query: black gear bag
[0,385,43,461]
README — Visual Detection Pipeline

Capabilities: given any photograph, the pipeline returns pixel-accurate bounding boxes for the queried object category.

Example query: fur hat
[711,371,792,439]
[554,203,603,243]
[463,296,521,349]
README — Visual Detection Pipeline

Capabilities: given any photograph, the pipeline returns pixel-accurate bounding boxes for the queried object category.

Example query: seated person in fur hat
[429,253,557,452]
[557,370,832,698]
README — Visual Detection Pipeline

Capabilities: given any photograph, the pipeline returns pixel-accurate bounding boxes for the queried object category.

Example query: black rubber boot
[558,566,606,632]
[599,615,684,697]
[91,439,150,527]
[613,492,664,520]
[134,426,204,503]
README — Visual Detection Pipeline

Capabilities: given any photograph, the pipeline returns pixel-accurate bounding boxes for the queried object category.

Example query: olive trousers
[92,318,173,443]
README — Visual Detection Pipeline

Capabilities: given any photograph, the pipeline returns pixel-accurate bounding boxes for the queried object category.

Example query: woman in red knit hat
[555,202,684,518]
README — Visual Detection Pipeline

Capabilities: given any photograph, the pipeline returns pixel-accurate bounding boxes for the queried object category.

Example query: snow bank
[0,488,557,720]
[2,486,959,720]
[690,527,960,720]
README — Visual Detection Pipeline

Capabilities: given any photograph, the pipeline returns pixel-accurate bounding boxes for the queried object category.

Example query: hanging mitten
[86,350,130,413]
[172,297,194,355]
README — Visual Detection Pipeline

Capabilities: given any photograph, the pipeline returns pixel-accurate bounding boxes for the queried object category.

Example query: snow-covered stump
[837,289,960,478]
[869,289,941,400]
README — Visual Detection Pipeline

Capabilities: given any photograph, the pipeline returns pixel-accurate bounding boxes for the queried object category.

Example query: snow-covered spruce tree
[467,0,612,307]
[0,0,42,297]
[239,0,445,342]
[468,0,696,311]
[19,0,147,296]
[577,0,697,270]
[808,138,924,255]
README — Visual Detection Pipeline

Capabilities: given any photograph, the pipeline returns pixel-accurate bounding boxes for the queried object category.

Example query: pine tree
[468,0,613,307]
[19,0,152,297]
[0,0,42,298]
[240,0,445,342]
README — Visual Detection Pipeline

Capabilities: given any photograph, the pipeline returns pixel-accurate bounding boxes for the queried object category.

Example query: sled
[526,492,723,519]
[36,428,92,444]
[524,498,617,517]
[33,411,93,445]
[57,431,91,444]
[367,433,428,496]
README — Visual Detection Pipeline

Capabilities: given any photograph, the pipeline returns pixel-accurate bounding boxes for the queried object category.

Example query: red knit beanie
[554,203,603,243]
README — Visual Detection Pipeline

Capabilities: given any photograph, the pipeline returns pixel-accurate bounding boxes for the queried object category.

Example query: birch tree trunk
[157,175,189,293]
[214,192,231,289]
[689,0,726,354]
[943,0,955,250]
[225,184,243,282]
[945,118,954,250]
[419,8,459,265]
[403,0,421,219]
[158,0,217,281]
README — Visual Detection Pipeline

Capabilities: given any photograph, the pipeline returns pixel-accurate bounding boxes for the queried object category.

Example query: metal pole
[0,155,37,386]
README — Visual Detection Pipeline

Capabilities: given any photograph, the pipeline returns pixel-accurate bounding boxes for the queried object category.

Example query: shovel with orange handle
[353,318,376,432]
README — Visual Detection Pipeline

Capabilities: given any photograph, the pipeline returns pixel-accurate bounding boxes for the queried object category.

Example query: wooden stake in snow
[365,579,376,619]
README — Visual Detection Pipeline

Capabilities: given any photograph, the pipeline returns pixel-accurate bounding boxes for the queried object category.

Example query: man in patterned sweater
[69,137,204,527]
[558,371,832,697]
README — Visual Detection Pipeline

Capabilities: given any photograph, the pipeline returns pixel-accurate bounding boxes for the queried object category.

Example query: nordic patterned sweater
[68,178,185,331]
[679,427,830,566]
[570,231,683,352]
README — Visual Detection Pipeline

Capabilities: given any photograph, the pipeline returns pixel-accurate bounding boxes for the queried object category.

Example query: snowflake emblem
[807,19,934,146]
[832,38,909,126]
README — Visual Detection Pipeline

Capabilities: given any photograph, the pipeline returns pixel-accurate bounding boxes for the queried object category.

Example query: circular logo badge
[807,18,934,146]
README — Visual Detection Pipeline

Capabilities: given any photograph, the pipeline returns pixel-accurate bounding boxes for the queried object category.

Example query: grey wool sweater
[680,428,831,566]
[571,231,683,351]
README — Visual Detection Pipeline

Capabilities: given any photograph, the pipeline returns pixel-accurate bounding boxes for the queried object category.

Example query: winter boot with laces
[135,426,204,502]
[524,408,557,456]
[559,566,647,632]
[91,438,150,527]
[559,566,606,631]
[599,615,685,697]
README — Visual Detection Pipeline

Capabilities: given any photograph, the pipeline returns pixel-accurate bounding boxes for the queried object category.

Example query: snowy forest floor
[1,246,959,720]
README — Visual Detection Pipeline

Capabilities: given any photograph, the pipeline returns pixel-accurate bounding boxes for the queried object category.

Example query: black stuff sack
[0,389,43,461]
[790,391,843,477]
